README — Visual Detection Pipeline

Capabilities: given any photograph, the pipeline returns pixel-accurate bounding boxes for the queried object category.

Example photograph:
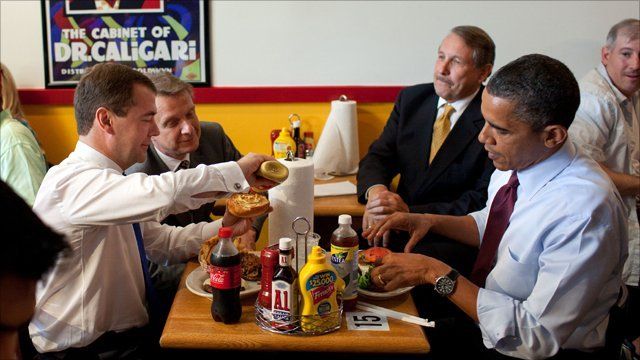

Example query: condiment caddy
[255,217,345,335]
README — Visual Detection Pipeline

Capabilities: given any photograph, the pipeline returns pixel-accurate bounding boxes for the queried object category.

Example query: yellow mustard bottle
[299,246,345,333]
[273,127,296,159]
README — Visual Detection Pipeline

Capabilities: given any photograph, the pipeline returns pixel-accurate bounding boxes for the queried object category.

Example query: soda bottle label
[210,264,241,290]
[330,244,358,301]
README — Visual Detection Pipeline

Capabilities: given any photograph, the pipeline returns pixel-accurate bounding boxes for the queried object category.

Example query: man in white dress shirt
[28,63,275,358]
[365,54,628,359]
[569,19,640,355]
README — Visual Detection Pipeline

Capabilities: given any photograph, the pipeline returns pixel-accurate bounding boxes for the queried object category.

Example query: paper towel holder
[339,95,349,101]
[291,216,311,273]
[285,150,296,162]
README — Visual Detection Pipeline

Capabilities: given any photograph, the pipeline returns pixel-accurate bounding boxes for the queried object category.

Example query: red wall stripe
[18,86,404,105]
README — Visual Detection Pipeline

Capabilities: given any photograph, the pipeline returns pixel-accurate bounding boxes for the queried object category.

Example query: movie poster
[42,0,209,87]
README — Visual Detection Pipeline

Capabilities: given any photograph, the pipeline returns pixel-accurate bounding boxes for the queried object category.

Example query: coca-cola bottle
[209,227,242,324]
[271,238,299,330]
[330,214,359,311]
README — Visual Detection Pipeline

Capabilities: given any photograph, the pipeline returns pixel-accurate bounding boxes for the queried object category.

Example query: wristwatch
[434,269,460,297]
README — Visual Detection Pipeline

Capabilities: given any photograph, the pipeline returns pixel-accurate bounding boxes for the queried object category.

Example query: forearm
[424,259,479,321]
[430,214,480,247]
[143,220,220,264]
[600,163,640,196]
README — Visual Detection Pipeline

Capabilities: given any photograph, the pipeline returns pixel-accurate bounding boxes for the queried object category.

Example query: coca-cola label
[210,264,241,290]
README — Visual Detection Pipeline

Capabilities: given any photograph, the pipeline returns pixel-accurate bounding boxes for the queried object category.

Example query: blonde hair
[1,63,26,120]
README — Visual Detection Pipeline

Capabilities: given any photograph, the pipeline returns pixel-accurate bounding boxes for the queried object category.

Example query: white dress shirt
[436,88,479,129]
[29,141,248,352]
[468,141,628,359]
[569,63,639,287]
[155,149,190,172]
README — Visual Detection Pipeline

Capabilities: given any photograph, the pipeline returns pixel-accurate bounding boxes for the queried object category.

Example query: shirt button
[234,183,242,190]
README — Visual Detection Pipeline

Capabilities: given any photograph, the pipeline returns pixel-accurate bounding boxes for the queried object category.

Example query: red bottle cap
[218,227,233,238]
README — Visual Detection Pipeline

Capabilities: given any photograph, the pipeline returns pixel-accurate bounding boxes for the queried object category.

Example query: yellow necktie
[429,104,455,164]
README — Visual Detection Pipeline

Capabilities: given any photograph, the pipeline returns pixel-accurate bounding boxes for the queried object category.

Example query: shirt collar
[155,147,190,171]
[74,140,125,173]
[516,140,576,201]
[437,87,480,114]
[597,63,634,105]
[0,109,11,122]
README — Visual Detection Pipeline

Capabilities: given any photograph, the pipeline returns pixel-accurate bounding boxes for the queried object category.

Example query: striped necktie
[176,160,189,171]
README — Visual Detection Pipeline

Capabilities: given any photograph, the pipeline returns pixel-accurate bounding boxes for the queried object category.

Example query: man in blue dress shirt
[364,54,628,359]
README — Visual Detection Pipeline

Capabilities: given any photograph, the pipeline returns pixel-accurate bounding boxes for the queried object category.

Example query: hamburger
[198,235,261,281]
[358,247,392,291]
[227,193,270,218]
[198,235,220,272]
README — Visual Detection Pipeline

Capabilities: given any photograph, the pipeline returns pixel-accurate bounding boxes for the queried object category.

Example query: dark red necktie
[470,171,519,287]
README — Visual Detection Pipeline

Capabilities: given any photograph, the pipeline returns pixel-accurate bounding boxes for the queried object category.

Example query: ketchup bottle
[210,227,242,324]
[259,244,279,308]
[330,215,359,311]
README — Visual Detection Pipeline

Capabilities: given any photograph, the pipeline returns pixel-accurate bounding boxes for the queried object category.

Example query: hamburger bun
[256,160,289,183]
[227,193,270,218]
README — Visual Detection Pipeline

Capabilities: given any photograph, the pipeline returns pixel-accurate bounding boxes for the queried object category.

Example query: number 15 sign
[346,312,390,331]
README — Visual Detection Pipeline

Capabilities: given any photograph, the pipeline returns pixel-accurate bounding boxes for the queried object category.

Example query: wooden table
[160,262,430,355]
[313,175,364,217]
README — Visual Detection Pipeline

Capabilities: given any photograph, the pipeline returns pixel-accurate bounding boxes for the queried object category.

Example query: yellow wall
[24,102,394,165]
[24,101,394,249]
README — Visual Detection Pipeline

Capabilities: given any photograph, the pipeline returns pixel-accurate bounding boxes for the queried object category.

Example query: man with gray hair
[357,25,495,274]
[569,18,640,355]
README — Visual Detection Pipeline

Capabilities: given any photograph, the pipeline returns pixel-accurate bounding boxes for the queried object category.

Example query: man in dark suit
[357,25,495,274]
[126,72,265,302]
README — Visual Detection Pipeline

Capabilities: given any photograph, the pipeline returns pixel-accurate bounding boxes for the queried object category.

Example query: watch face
[435,277,454,295]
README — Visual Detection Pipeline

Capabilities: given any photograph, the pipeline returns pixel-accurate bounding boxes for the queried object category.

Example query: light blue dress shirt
[468,140,628,359]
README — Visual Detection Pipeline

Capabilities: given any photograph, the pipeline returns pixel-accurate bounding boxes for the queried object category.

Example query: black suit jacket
[126,122,266,231]
[357,83,494,216]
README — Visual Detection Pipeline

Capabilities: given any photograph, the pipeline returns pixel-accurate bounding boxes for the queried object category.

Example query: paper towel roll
[268,158,314,246]
[313,97,359,178]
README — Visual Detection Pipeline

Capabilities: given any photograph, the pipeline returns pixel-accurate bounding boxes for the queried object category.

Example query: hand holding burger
[236,153,280,190]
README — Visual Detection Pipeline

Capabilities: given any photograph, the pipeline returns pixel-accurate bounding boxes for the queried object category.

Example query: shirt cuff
[202,219,223,240]
[477,288,517,348]
[213,161,250,193]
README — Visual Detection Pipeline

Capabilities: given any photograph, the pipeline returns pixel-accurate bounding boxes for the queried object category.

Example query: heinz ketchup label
[210,264,241,290]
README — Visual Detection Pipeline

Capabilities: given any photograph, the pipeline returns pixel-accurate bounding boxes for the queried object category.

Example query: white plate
[358,286,414,300]
[185,267,260,300]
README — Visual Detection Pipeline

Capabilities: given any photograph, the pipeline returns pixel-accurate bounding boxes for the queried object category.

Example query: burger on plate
[357,247,392,291]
